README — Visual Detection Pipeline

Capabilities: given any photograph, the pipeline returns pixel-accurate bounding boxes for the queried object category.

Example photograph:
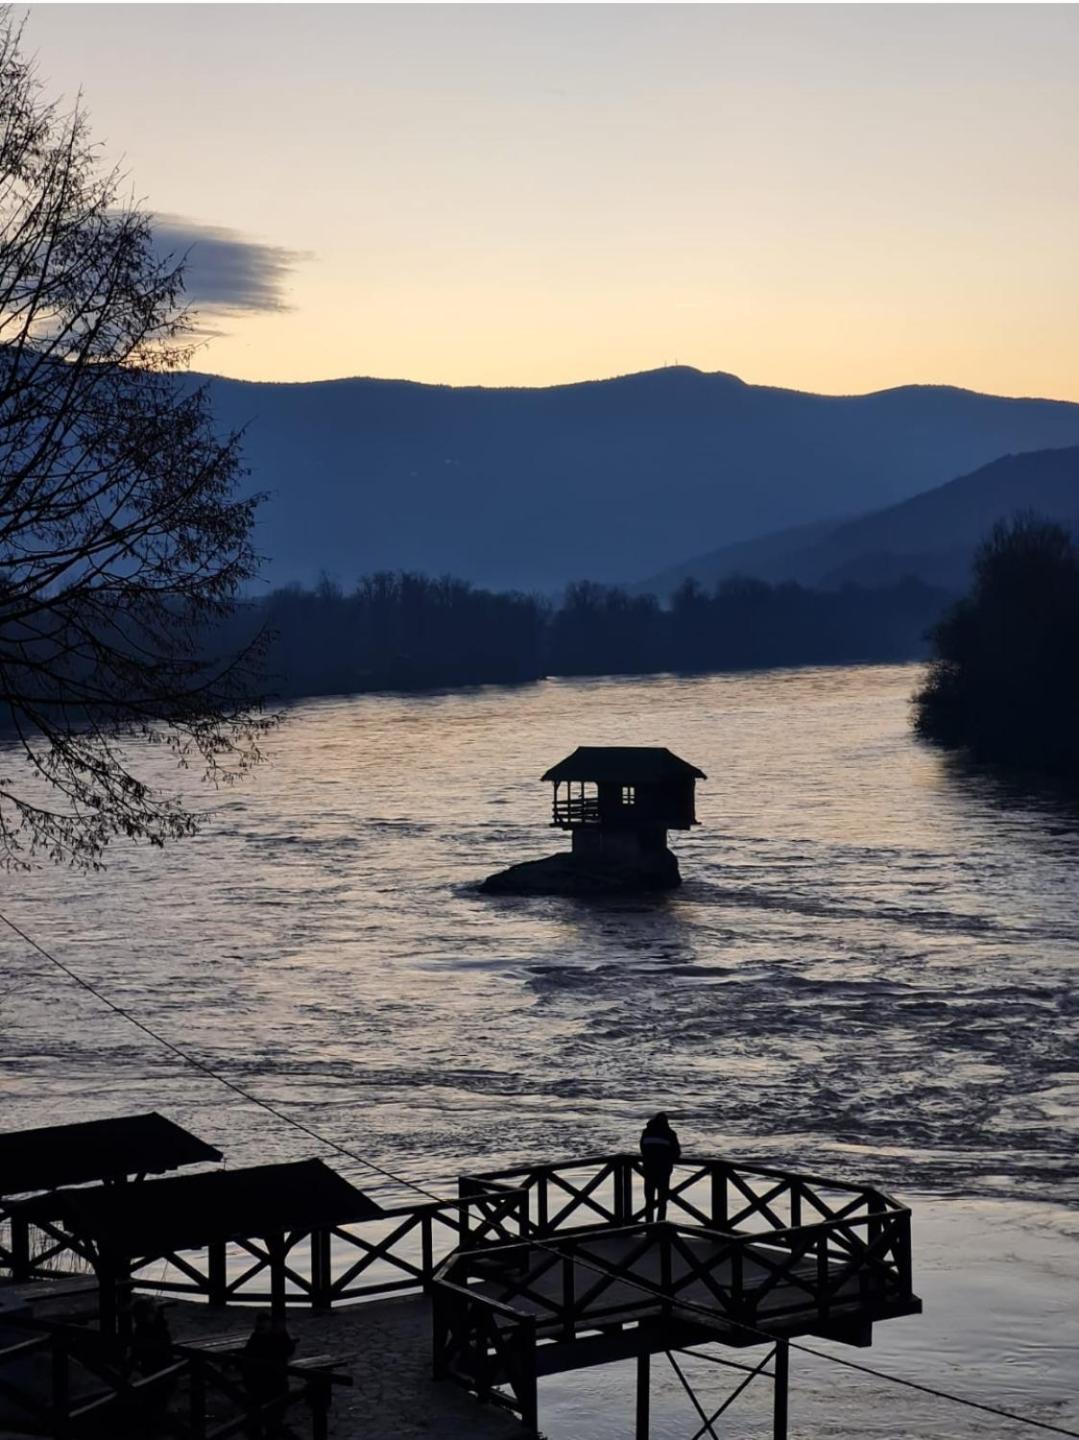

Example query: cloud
[151,214,310,316]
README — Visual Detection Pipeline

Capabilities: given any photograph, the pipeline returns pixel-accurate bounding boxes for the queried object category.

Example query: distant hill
[641,446,1079,597]
[196,366,1079,591]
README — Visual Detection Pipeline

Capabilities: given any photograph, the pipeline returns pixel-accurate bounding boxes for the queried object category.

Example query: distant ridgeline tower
[481,746,706,896]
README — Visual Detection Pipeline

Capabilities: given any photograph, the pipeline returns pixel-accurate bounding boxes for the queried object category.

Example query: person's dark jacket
[242,1323,296,1401]
[640,1120,681,1175]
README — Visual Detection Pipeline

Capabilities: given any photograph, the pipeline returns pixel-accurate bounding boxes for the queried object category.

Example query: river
[1,662,1077,1436]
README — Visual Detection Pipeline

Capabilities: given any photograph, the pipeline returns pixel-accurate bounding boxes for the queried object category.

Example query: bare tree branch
[0,10,272,866]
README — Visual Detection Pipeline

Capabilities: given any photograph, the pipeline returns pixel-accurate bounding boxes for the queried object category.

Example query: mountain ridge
[190,366,1079,590]
[640,446,1079,596]
[200,363,1074,405]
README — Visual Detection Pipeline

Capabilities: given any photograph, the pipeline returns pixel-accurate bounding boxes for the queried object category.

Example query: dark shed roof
[542,747,706,784]
[15,1159,382,1256]
[0,1113,223,1197]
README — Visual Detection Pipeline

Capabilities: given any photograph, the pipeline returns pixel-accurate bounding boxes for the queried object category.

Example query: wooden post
[897,1211,913,1296]
[420,1213,434,1290]
[311,1229,332,1310]
[10,1214,31,1281]
[816,1227,830,1318]
[614,1156,629,1226]
[268,1233,286,1321]
[308,1373,332,1440]
[730,1242,744,1313]
[208,1239,227,1308]
[561,1253,575,1341]
[518,1317,539,1436]
[710,1164,727,1230]
[659,1227,672,1323]
[97,1257,122,1339]
[773,1339,789,1440]
[635,1346,650,1439]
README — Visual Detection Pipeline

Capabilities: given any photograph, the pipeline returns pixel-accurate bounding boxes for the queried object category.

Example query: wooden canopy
[0,1112,223,1197]
[542,747,706,784]
[14,1158,382,1257]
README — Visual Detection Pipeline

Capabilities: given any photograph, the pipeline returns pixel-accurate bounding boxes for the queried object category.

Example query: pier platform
[2,1143,919,1438]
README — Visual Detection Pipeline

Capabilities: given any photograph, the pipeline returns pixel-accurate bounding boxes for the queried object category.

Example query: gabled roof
[15,1158,382,1257]
[542,746,706,784]
[0,1113,223,1197]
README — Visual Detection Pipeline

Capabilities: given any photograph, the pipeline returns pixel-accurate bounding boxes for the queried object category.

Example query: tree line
[222,570,953,700]
[914,516,1079,780]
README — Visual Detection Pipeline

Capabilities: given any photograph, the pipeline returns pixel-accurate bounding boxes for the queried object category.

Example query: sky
[22,4,1079,399]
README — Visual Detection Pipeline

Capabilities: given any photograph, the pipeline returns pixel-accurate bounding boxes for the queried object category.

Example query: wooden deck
[433,1155,920,1431]
[2,1151,920,1437]
[470,1228,919,1358]
[0,1287,519,1440]
[478,1232,864,1330]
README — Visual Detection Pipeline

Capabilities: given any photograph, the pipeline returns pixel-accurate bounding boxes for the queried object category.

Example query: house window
[621,785,636,806]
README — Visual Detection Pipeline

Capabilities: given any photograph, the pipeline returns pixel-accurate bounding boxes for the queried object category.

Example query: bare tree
[0,13,268,865]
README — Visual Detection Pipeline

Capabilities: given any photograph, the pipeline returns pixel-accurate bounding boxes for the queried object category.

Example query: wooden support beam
[97,1255,128,1339]
[8,1214,31,1281]
[311,1229,332,1311]
[635,1347,650,1440]
[773,1338,789,1440]
[268,1232,287,1320]
[208,1239,227,1308]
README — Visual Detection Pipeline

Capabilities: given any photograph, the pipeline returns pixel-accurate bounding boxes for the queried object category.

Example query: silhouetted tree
[914,515,1079,777]
[0,14,265,864]
[232,568,948,702]
[548,582,663,675]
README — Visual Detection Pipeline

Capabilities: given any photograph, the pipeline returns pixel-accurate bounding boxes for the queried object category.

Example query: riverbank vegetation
[913,517,1079,779]
[227,571,951,699]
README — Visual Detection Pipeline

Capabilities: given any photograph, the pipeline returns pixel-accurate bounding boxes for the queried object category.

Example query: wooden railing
[1,1155,909,1314]
[0,1318,349,1438]
[1,1156,913,1436]
[465,1153,909,1257]
[2,1180,528,1313]
[433,1279,538,1430]
[437,1208,912,1338]
[428,1155,913,1422]
[552,796,600,825]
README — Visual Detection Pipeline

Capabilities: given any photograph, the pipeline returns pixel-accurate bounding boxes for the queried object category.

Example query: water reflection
[0,662,1075,1213]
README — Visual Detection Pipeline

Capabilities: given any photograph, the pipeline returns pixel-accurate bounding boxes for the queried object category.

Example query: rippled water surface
[2,663,1077,1436]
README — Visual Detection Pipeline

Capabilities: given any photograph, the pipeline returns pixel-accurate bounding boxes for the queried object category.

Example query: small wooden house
[541,746,705,863]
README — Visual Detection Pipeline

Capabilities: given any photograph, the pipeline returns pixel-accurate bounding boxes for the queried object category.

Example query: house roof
[14,1158,382,1257]
[0,1113,223,1197]
[542,746,706,783]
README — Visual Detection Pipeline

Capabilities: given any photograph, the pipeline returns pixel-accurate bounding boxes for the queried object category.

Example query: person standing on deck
[640,1112,681,1221]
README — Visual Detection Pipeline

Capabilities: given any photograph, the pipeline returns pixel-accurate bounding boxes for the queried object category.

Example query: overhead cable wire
[0,908,444,1203]
[3,906,1078,1439]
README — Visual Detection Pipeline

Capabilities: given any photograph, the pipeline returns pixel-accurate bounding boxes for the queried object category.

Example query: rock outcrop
[480,847,680,897]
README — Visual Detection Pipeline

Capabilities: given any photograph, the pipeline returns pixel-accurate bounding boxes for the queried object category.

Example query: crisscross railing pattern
[2,1183,528,1313]
[468,1153,908,1257]
[0,1318,348,1439]
[430,1155,915,1422]
[2,1155,909,1326]
[436,1205,912,1348]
